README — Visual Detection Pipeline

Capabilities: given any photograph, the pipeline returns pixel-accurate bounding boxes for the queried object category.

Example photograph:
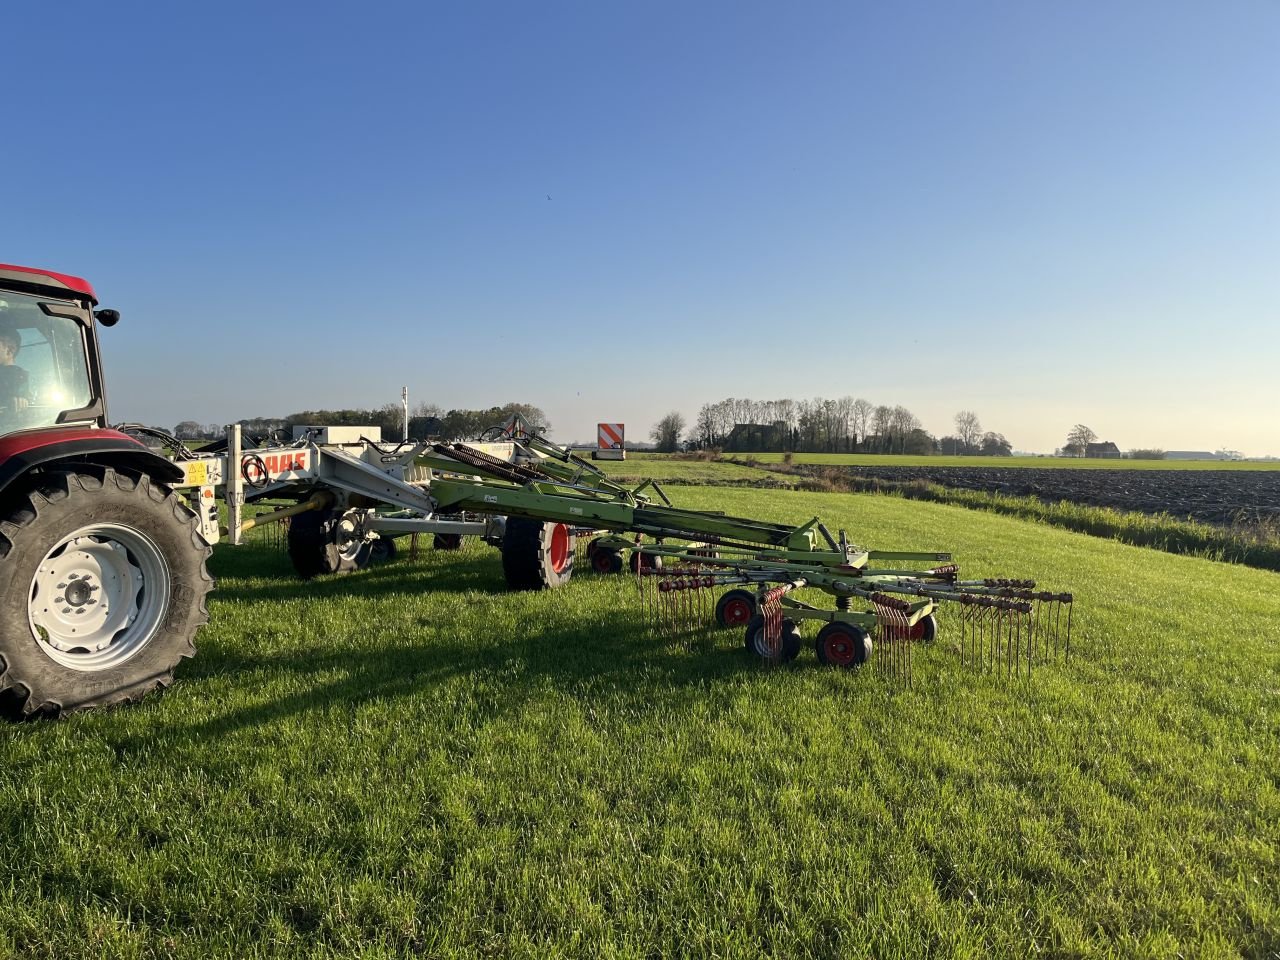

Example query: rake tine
[1007,609,1016,680]
[1025,609,1032,680]
[903,611,910,684]
[1059,599,1070,665]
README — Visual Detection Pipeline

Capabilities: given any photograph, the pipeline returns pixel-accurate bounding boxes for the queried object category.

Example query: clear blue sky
[8,1,1278,454]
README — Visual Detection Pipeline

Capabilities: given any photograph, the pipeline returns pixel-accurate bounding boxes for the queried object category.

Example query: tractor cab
[0,264,111,438]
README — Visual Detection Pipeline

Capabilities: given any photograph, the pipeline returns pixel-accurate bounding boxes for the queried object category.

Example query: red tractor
[0,264,211,717]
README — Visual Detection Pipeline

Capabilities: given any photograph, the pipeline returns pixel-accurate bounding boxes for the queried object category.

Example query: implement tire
[288,508,371,578]
[0,469,212,718]
[501,518,575,590]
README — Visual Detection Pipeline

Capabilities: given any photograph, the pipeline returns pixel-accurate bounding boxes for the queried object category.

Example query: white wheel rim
[28,523,171,672]
[334,514,365,562]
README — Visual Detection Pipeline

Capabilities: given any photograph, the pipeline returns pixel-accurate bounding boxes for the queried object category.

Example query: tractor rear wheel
[743,614,802,664]
[501,519,575,590]
[0,469,212,717]
[815,622,872,668]
[287,508,372,578]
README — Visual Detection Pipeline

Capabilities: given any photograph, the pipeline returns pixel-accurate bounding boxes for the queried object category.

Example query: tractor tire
[743,614,802,664]
[0,469,212,718]
[287,508,372,579]
[501,518,575,590]
[815,622,872,668]
[433,533,465,551]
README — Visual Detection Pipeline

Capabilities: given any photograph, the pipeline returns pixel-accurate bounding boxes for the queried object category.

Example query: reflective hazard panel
[597,423,624,449]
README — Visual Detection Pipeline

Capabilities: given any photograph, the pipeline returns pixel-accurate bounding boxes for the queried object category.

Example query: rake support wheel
[714,589,757,628]
[628,550,663,575]
[815,622,872,668]
[0,469,212,717]
[501,518,575,590]
[911,613,938,643]
[744,614,802,664]
[590,546,624,575]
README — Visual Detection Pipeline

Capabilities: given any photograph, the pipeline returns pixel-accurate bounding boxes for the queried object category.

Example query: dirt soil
[820,466,1280,525]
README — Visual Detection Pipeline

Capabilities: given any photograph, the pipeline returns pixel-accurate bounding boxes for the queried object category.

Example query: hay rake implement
[164,423,1072,682]
[421,437,1075,680]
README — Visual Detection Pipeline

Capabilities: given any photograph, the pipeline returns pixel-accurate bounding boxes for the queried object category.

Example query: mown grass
[738,452,1279,471]
[592,454,794,486]
[2,489,1278,958]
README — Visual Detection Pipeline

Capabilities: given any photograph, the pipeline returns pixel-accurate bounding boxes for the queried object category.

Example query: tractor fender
[0,428,183,500]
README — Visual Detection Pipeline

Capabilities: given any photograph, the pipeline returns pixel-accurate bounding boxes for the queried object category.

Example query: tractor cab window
[0,290,94,434]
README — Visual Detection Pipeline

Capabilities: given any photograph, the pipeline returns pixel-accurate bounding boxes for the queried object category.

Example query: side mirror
[94,308,121,327]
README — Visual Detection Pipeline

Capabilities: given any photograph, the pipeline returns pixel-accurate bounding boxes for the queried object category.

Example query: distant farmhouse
[1085,441,1121,459]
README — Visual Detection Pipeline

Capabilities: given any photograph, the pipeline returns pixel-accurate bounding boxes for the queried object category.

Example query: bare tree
[954,411,982,453]
[1064,424,1097,457]
[413,401,444,419]
[851,398,873,451]
[650,411,686,452]
[889,405,921,454]
[870,405,893,452]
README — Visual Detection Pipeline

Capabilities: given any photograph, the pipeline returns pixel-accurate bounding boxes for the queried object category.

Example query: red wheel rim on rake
[721,596,753,627]
[549,523,570,573]
[820,627,860,665]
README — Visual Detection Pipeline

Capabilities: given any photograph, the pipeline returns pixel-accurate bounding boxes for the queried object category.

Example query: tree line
[173,401,550,444]
[669,398,1012,456]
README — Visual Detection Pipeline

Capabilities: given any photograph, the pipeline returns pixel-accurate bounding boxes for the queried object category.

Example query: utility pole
[401,386,409,442]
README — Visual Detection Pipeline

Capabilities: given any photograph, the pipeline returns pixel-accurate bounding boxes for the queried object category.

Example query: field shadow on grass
[111,624,753,765]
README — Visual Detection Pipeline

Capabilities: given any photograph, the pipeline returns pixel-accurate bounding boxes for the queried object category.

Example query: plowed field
[829,465,1280,524]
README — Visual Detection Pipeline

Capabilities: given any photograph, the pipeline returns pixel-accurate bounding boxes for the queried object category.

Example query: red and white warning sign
[597,423,625,449]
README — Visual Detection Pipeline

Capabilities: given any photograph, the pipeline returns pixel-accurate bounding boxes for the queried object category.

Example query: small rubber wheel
[433,533,465,551]
[743,614,802,664]
[714,589,757,628]
[369,537,396,564]
[590,547,624,574]
[628,551,663,574]
[815,622,872,668]
[287,509,372,578]
[911,613,938,643]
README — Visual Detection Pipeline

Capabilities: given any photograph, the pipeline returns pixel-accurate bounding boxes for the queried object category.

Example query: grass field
[3,488,1278,958]
[590,455,793,485]
[733,452,1280,471]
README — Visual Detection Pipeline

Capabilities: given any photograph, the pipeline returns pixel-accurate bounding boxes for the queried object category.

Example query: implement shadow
[110,552,758,759]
